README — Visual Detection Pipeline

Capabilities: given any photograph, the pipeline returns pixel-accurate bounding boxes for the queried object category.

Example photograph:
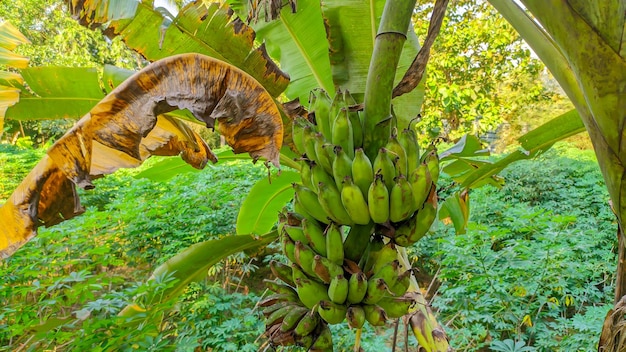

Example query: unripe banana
[325,222,345,265]
[293,183,330,224]
[367,173,390,224]
[284,224,308,244]
[302,218,327,257]
[373,147,396,191]
[332,108,355,159]
[378,295,415,318]
[281,235,297,264]
[285,211,305,226]
[408,163,432,211]
[264,278,297,296]
[294,277,330,309]
[399,126,420,173]
[295,333,315,349]
[317,182,354,225]
[394,197,437,247]
[421,146,440,184]
[346,305,366,329]
[310,161,336,194]
[343,90,364,149]
[327,274,349,304]
[340,176,371,225]
[311,88,333,141]
[389,269,412,297]
[363,304,388,326]
[295,241,318,278]
[312,254,343,284]
[332,146,353,192]
[352,148,374,196]
[386,127,408,176]
[313,132,333,174]
[343,223,373,262]
[265,304,293,326]
[292,117,309,156]
[270,260,295,286]
[347,271,368,304]
[321,143,337,166]
[371,259,400,289]
[303,124,320,164]
[262,299,299,317]
[310,323,333,350]
[318,300,348,325]
[280,306,309,332]
[363,277,389,305]
[294,310,320,337]
[368,241,398,274]
[389,174,416,223]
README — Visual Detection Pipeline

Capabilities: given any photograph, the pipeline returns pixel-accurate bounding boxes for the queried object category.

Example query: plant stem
[354,328,362,351]
[362,0,416,159]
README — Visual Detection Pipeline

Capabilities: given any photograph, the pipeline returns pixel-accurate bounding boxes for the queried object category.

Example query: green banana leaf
[439,190,470,235]
[73,1,289,97]
[236,170,300,235]
[0,21,29,135]
[118,232,278,317]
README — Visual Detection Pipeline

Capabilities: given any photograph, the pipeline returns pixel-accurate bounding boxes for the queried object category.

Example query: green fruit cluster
[264,88,440,350]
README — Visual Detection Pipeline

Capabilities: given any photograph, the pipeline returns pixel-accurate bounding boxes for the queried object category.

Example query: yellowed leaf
[0,53,283,259]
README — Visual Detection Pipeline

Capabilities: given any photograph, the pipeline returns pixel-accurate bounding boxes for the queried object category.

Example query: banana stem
[397,247,450,351]
[354,328,362,352]
[362,0,417,159]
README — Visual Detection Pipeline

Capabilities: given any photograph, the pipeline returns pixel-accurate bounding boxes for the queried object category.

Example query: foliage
[413,143,616,351]
[413,0,570,143]
[0,141,44,201]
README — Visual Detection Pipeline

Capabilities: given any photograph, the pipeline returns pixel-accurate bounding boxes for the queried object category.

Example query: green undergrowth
[412,143,616,351]
[0,142,618,351]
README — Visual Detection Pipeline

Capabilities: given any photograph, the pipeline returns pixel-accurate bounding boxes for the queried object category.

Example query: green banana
[294,310,320,337]
[265,304,293,326]
[325,222,345,265]
[310,161,336,194]
[294,277,330,309]
[317,181,354,225]
[295,333,315,349]
[332,146,353,192]
[284,224,308,245]
[389,174,416,223]
[343,223,373,262]
[352,148,374,196]
[312,254,344,284]
[373,147,397,191]
[363,277,389,305]
[369,241,399,274]
[310,323,333,351]
[386,127,408,176]
[317,300,348,325]
[389,269,412,297]
[377,296,415,318]
[421,146,440,184]
[340,176,371,225]
[363,304,388,326]
[293,183,330,224]
[302,217,327,257]
[292,116,313,155]
[408,163,432,210]
[285,210,304,226]
[262,299,299,317]
[311,88,333,141]
[299,159,315,191]
[327,274,349,304]
[367,172,390,224]
[280,305,310,332]
[371,259,400,289]
[264,279,297,296]
[281,235,297,264]
[270,260,295,286]
[331,108,355,159]
[313,132,333,174]
[394,198,437,247]
[346,305,366,329]
[303,124,320,165]
[343,90,364,149]
[321,143,337,166]
[295,241,318,278]
[329,89,348,128]
[347,271,368,304]
[399,126,420,173]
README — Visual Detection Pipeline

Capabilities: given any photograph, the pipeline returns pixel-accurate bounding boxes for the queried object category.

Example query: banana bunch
[264,88,442,349]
